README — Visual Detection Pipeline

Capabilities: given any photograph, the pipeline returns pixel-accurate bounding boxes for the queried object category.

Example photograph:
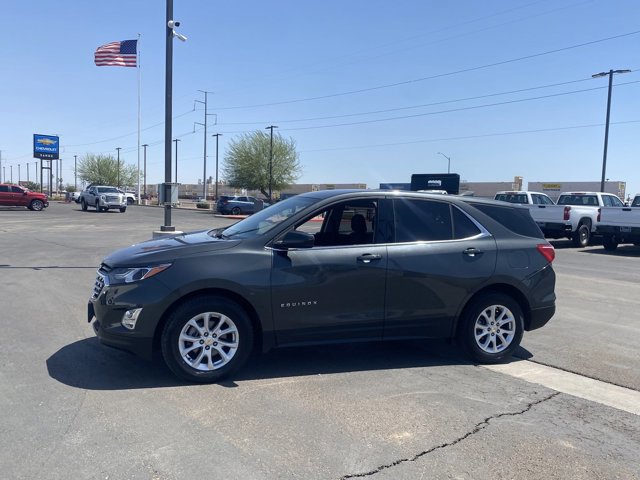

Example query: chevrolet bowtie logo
[280,301,318,308]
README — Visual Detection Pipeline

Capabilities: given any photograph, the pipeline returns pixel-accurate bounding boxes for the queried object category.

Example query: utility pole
[195,90,214,201]
[27,163,30,182]
[592,69,631,192]
[116,147,122,188]
[0,150,2,182]
[265,125,278,203]
[212,133,222,202]
[74,155,77,190]
[10,165,13,183]
[173,138,181,183]
[34,162,38,188]
[18,164,21,184]
[142,144,148,198]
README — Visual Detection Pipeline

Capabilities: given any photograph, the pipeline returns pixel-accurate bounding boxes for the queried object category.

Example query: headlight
[100,195,106,200]
[109,264,172,284]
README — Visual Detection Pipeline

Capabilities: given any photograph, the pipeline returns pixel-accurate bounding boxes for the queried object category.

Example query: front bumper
[88,275,173,361]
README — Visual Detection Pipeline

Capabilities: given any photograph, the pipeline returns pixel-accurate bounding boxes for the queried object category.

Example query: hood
[103,229,241,266]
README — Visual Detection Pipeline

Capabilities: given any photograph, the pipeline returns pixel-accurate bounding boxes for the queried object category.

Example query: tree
[77,153,139,188]
[22,181,40,191]
[222,131,301,200]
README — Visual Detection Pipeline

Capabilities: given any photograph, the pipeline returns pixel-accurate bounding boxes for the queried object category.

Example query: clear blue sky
[1,0,639,196]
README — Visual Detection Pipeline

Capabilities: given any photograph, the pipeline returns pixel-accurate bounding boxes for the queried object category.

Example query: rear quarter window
[469,203,543,239]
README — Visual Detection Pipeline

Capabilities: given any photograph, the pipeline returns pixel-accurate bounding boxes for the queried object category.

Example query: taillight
[563,206,571,221]
[597,208,601,222]
[537,244,555,263]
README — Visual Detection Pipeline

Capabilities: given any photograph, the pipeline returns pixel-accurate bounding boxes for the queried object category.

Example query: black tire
[458,293,524,364]
[96,203,102,212]
[29,199,45,211]
[231,206,241,215]
[127,197,134,205]
[572,224,590,247]
[603,236,619,251]
[120,207,127,213]
[81,199,88,211]
[161,296,254,383]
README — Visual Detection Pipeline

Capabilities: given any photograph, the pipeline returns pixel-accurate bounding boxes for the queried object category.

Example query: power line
[212,80,639,134]
[214,29,640,110]
[218,75,602,126]
[298,120,640,153]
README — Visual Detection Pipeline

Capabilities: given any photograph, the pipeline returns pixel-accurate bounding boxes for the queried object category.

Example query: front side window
[606,195,623,207]
[293,199,378,247]
[393,199,452,242]
[632,196,640,207]
[11,186,24,193]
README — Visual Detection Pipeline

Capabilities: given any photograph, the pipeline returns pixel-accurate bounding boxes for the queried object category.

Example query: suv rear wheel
[161,296,254,383]
[81,199,88,211]
[459,293,524,364]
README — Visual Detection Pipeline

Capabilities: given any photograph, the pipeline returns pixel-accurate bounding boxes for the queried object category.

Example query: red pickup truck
[0,184,49,211]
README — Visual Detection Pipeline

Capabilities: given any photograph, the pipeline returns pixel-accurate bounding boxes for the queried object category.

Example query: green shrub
[196,201,211,209]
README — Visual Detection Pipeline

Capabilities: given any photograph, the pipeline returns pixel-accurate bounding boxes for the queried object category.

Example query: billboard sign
[410,173,461,194]
[33,134,59,159]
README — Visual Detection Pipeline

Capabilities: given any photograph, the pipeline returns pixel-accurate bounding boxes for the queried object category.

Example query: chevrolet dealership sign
[33,134,59,160]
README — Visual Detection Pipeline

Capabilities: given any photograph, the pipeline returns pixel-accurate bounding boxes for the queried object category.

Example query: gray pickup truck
[79,185,127,213]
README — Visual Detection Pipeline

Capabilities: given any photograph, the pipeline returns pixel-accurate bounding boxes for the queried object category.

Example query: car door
[271,197,388,345]
[0,185,10,205]
[384,198,497,339]
[11,186,28,206]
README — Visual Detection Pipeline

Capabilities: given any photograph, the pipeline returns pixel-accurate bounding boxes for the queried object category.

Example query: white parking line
[484,361,640,416]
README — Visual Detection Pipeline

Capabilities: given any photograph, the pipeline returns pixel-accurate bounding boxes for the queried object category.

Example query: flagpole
[137,33,141,204]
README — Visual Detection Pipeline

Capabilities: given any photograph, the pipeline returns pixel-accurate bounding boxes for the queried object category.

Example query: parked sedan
[88,190,556,383]
[216,195,264,215]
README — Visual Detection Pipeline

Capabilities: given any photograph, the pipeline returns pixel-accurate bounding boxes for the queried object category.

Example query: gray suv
[88,190,556,382]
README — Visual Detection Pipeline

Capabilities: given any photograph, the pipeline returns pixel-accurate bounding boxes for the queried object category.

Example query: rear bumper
[537,222,572,237]
[527,305,555,331]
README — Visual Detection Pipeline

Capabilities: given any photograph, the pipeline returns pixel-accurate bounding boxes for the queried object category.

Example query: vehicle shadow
[579,245,640,257]
[47,337,533,391]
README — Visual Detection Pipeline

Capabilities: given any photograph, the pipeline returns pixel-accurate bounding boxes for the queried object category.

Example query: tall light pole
[142,144,148,198]
[437,152,451,174]
[173,138,181,183]
[116,147,122,188]
[592,69,631,192]
[34,162,38,188]
[10,165,13,183]
[18,164,21,184]
[27,163,30,182]
[266,125,278,203]
[74,155,77,190]
[160,0,187,234]
[212,133,222,201]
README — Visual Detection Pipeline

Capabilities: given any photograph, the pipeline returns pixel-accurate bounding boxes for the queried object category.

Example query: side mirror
[273,231,315,250]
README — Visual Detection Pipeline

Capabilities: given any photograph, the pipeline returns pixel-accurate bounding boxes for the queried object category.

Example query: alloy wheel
[473,304,516,354]
[178,312,239,371]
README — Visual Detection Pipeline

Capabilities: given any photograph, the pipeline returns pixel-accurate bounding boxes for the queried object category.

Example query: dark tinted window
[452,207,481,239]
[470,203,543,239]
[11,186,24,193]
[0,185,9,193]
[495,193,527,204]
[632,196,640,207]
[557,194,598,206]
[393,199,452,242]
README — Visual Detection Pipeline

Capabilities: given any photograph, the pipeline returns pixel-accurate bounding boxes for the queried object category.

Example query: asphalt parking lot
[1,202,639,479]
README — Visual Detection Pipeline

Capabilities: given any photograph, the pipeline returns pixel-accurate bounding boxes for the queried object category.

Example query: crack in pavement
[339,391,560,479]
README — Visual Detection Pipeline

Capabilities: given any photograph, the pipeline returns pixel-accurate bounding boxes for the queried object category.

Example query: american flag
[94,40,138,67]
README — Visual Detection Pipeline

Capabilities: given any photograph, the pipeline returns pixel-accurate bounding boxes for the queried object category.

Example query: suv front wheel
[161,296,254,383]
[459,293,524,364]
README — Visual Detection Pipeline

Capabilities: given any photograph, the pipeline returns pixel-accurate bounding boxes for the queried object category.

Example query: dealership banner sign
[33,134,59,159]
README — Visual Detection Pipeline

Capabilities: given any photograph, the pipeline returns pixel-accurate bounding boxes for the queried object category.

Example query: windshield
[219,195,318,239]
[97,187,120,194]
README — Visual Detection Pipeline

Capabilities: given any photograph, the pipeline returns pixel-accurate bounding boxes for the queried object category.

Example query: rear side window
[393,199,452,242]
[452,207,482,239]
[0,185,9,193]
[632,196,640,207]
[470,203,543,239]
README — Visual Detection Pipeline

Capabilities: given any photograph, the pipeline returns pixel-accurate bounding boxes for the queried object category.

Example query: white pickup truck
[596,194,640,250]
[494,191,624,247]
